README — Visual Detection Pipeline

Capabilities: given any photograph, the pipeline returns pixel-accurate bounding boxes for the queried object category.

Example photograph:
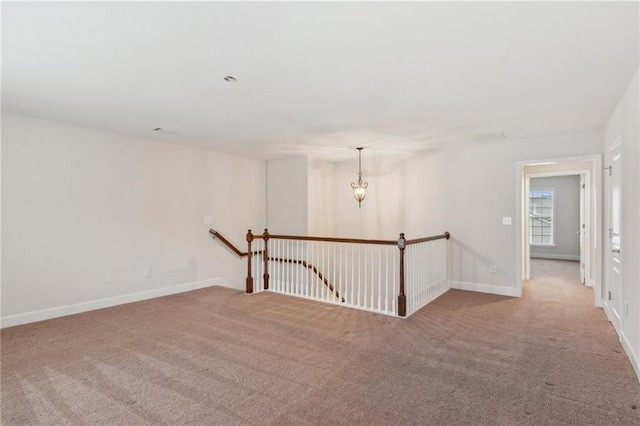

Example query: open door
[579,174,585,284]
[607,137,622,326]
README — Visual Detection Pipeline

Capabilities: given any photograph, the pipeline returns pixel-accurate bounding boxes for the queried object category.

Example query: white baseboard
[530,253,580,261]
[601,301,639,383]
[1,277,229,328]
[620,330,640,383]
[594,297,604,308]
[603,301,621,334]
[448,280,522,297]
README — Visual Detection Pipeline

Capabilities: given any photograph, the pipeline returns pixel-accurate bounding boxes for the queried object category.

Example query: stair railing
[210,229,450,317]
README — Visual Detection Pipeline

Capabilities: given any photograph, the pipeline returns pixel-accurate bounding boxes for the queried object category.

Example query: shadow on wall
[161,257,199,288]
[449,238,502,285]
[371,162,407,238]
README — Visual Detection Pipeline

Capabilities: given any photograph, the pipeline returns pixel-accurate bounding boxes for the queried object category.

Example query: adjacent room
[529,175,582,284]
[2,1,639,424]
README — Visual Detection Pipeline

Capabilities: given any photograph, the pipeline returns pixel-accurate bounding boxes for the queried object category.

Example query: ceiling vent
[153,127,177,135]
[472,132,506,143]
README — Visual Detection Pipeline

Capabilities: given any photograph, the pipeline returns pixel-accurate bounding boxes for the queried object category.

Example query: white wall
[603,68,640,376]
[266,156,308,235]
[530,175,580,260]
[267,156,338,237]
[307,158,335,236]
[331,131,603,296]
[333,154,407,240]
[2,113,266,326]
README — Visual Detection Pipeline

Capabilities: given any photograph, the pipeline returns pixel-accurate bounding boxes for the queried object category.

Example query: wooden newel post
[263,228,270,290]
[398,233,407,317]
[246,229,254,294]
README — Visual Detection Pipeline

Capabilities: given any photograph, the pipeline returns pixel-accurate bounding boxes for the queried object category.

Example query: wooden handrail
[268,234,397,245]
[210,229,246,257]
[210,228,451,315]
[405,232,450,245]
[212,229,450,249]
[209,229,345,301]
[209,229,264,257]
[267,257,345,303]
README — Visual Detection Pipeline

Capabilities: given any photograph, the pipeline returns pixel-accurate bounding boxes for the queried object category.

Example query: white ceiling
[3,2,638,161]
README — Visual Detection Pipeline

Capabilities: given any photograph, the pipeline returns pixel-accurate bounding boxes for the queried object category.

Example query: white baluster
[358,245,362,308]
[351,244,355,307]
[278,239,282,294]
[297,240,300,297]
[377,245,381,312]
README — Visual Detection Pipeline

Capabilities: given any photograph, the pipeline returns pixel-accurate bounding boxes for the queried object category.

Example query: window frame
[529,187,556,247]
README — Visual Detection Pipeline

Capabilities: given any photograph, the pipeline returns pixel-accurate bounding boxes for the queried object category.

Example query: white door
[607,137,622,324]
[579,174,585,284]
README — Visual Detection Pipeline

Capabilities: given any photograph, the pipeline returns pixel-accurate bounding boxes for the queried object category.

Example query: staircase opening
[210,229,451,318]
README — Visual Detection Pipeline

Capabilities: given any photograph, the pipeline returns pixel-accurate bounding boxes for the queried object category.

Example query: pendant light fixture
[351,147,368,208]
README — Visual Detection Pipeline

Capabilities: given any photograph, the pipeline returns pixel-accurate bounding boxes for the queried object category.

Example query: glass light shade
[351,179,368,207]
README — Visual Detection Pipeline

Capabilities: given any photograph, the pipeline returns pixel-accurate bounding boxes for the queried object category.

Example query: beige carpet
[2,271,639,425]
[530,258,581,285]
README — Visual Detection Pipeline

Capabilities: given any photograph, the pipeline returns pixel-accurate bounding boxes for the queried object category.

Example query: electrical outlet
[144,267,151,278]
[502,217,512,225]
[105,273,112,283]
[490,264,497,273]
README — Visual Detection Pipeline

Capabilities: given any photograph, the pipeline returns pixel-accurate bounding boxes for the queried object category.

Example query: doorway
[527,173,584,284]
[516,155,602,307]
[605,136,622,330]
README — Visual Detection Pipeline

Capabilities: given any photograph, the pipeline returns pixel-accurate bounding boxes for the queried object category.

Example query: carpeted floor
[2,267,639,425]
[530,258,581,285]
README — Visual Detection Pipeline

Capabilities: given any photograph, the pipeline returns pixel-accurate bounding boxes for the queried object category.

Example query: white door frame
[515,154,602,307]
[523,170,591,283]
[604,135,622,331]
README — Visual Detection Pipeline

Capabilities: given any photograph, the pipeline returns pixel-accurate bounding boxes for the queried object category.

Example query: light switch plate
[502,217,512,225]
[203,216,213,225]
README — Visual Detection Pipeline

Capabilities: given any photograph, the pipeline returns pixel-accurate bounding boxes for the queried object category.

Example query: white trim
[0,277,228,328]
[620,330,640,382]
[530,253,580,261]
[604,135,623,340]
[610,134,622,151]
[448,280,521,297]
[515,154,601,308]
[604,300,621,334]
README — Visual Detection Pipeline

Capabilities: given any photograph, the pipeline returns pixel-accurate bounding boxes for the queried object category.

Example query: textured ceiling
[3,2,638,160]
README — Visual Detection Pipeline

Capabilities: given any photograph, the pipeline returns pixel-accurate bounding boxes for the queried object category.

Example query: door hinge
[608,291,612,301]
[582,183,585,189]
[582,223,585,229]
[609,228,612,238]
